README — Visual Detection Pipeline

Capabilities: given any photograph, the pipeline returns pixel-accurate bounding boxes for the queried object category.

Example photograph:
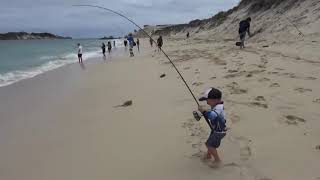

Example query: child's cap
[199,88,222,101]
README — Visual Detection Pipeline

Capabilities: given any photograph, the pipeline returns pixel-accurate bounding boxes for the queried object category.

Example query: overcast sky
[0,0,240,38]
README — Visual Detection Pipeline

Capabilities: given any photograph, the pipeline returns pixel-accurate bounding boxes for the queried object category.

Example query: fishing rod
[73,5,213,131]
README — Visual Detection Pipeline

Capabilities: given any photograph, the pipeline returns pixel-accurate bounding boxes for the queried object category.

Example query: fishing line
[73,5,214,130]
[272,8,305,37]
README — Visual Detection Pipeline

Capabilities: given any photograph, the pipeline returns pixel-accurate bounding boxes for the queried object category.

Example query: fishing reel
[192,111,202,121]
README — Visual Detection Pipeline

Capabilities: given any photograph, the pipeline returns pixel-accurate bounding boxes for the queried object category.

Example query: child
[198,88,227,168]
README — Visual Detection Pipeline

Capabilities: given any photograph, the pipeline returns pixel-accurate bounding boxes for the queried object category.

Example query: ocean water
[0,39,123,87]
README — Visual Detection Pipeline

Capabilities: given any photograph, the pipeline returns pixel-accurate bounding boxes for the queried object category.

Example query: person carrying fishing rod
[197,87,227,168]
[238,17,252,49]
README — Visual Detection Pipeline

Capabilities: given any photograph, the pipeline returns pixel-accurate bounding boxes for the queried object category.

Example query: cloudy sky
[0,0,240,38]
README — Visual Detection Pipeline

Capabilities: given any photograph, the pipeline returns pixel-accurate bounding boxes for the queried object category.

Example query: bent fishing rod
[73,5,213,130]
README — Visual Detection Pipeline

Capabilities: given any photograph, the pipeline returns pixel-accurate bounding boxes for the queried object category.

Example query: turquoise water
[0,39,123,87]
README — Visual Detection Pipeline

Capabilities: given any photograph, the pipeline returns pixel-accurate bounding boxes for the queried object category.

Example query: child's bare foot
[209,161,223,169]
[200,153,211,162]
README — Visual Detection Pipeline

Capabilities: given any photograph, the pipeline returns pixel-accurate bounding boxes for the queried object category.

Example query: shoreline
[0,40,127,88]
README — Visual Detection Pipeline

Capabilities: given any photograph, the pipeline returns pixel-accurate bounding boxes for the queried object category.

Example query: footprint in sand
[183,67,191,70]
[295,88,312,93]
[284,115,306,125]
[268,71,279,75]
[258,78,271,82]
[313,98,320,103]
[208,57,227,65]
[250,102,268,108]
[270,83,280,88]
[235,136,252,161]
[230,114,241,124]
[228,70,239,73]
[246,73,253,77]
[226,82,248,94]
[209,76,217,80]
[192,82,204,86]
[255,96,266,102]
[305,77,317,80]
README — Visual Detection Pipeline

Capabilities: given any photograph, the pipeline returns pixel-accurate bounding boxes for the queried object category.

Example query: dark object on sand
[114,100,133,108]
[262,45,269,48]
[236,42,242,46]
[160,74,166,78]
[316,145,320,150]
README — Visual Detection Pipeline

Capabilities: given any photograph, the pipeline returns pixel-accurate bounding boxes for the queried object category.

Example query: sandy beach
[1,34,320,180]
[1,0,320,179]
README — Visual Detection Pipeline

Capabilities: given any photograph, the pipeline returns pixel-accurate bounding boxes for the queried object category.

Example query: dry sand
[0,35,320,180]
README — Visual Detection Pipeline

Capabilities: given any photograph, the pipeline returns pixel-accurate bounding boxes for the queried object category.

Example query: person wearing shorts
[198,88,227,168]
[77,43,83,63]
[127,33,135,57]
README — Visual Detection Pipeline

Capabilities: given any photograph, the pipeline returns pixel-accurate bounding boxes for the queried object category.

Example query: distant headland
[0,32,72,40]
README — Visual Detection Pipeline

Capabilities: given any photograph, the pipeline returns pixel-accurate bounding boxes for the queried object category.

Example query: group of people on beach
[101,41,113,57]
[76,32,167,63]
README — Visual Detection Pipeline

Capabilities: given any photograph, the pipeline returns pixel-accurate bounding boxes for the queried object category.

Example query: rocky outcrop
[0,32,72,40]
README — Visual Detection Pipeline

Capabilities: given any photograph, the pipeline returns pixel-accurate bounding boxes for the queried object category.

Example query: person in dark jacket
[157,36,163,52]
[239,17,252,49]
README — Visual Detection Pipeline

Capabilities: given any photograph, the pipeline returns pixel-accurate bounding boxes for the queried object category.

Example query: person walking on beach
[127,33,135,57]
[107,41,112,54]
[239,17,252,49]
[77,43,83,63]
[124,39,128,48]
[149,37,153,47]
[136,38,140,52]
[157,35,163,52]
[186,32,190,38]
[101,43,106,56]
[198,88,227,168]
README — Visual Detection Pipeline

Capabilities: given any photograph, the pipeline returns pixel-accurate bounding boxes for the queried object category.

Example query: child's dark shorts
[206,132,226,148]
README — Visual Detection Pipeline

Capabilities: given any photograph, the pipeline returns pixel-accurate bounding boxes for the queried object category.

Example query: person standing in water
[149,37,153,47]
[77,43,83,63]
[124,39,128,48]
[113,41,116,48]
[107,41,112,54]
[127,33,135,57]
[239,17,252,49]
[136,38,140,52]
[101,43,106,57]
[157,35,163,52]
